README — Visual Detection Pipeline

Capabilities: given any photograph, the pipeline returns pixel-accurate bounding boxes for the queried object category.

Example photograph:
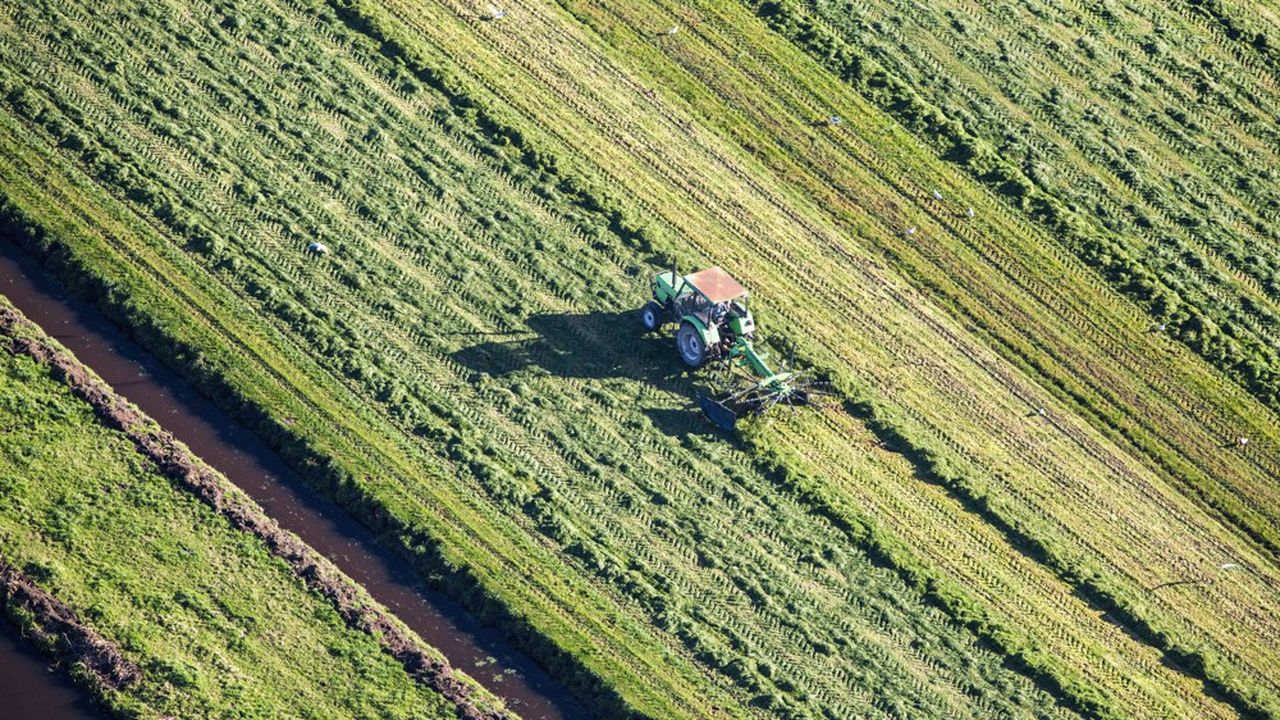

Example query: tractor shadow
[450,310,718,438]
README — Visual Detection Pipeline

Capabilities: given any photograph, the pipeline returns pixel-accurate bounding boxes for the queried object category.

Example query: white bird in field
[932,189,944,201]
[966,207,975,218]
[661,25,679,36]
[307,241,329,255]
[485,5,505,19]
[1220,562,1241,571]
[904,226,917,236]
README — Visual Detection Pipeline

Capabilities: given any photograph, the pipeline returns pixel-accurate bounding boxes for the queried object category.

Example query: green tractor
[641,265,824,430]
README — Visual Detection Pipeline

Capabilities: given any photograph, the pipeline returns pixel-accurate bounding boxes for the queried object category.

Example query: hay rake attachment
[638,262,829,430]
[698,341,832,431]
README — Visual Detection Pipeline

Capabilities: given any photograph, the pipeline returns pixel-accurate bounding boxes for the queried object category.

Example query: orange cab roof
[684,266,748,303]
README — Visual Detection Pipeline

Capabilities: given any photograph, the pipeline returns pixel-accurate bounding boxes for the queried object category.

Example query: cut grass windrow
[1,0,1277,716]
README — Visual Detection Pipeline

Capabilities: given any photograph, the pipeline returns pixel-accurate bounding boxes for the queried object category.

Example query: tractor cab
[640,264,825,430]
[647,266,755,353]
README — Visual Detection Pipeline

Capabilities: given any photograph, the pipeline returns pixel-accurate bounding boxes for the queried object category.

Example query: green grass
[0,306,462,719]
[0,0,1082,717]
[352,0,1280,713]
[1,0,1279,717]
[760,0,1280,416]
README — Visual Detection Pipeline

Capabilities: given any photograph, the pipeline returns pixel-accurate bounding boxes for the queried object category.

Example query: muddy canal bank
[0,242,583,720]
[0,623,102,720]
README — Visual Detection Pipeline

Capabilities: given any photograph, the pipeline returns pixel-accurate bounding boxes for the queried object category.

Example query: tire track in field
[0,15,724,717]
[0,4,1044,712]
[370,0,1280,702]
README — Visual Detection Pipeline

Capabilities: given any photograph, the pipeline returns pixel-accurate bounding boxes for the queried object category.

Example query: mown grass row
[743,0,1280,510]
[3,0,1276,716]
[0,0,1080,716]
[348,1,1280,712]
[0,299,471,720]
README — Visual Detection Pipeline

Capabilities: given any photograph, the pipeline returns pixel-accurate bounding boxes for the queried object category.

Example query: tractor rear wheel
[677,321,708,367]
[641,301,664,332]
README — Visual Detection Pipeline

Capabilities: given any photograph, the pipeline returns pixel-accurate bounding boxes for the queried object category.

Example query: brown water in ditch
[0,625,102,719]
[0,242,585,720]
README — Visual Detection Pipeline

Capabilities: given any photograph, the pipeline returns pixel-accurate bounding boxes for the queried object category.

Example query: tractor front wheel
[641,301,664,332]
[677,321,708,367]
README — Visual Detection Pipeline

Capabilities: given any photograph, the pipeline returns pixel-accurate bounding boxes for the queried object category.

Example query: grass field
[0,299,483,719]
[0,1,1085,716]
[758,0,1280,412]
[350,0,1280,713]
[1,0,1278,717]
